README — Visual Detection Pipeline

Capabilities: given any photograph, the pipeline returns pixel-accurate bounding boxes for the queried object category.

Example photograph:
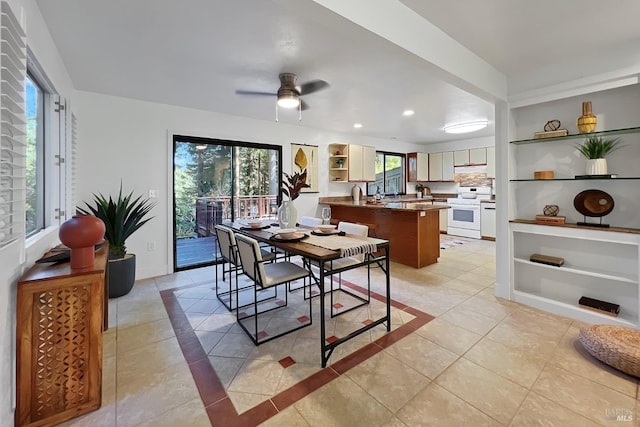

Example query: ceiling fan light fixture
[444,120,488,134]
[277,93,300,108]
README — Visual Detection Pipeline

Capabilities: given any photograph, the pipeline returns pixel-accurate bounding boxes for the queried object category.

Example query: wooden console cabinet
[16,245,108,427]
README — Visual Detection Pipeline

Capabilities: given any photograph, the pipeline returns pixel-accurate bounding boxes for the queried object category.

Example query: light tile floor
[59,237,640,427]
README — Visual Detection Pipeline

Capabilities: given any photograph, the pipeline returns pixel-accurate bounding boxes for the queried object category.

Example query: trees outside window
[367,152,405,196]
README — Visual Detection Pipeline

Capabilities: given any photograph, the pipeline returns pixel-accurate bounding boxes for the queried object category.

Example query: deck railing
[195,195,278,237]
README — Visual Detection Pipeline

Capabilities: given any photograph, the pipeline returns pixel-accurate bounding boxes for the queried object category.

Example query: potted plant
[78,185,155,298]
[576,135,623,175]
[278,169,310,227]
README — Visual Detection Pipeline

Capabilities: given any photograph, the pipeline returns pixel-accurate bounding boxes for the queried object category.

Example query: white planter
[586,158,607,175]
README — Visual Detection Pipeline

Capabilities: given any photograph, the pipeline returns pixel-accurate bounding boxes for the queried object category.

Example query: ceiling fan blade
[235,90,276,96]
[300,99,310,110]
[298,79,329,95]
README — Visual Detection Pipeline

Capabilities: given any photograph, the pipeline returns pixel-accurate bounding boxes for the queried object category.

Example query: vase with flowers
[278,169,310,227]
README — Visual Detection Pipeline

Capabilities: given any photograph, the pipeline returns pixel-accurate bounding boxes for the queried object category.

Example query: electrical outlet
[147,241,156,251]
[148,189,158,198]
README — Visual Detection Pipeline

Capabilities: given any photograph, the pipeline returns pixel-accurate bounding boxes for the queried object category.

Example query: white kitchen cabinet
[348,144,376,182]
[480,202,496,239]
[442,151,454,181]
[469,147,487,165]
[434,201,448,232]
[453,150,469,166]
[454,148,487,166]
[428,152,443,181]
[407,152,429,182]
[486,146,495,178]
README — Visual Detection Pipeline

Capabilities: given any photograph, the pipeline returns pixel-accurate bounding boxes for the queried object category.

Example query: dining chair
[298,216,323,227]
[214,225,275,311]
[326,221,372,317]
[234,233,313,345]
[285,215,323,292]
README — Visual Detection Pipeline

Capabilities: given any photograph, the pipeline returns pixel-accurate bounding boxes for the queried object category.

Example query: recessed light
[444,120,488,134]
[403,110,414,116]
[353,123,363,128]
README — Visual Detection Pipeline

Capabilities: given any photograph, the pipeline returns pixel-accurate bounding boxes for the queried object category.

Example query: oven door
[448,204,481,230]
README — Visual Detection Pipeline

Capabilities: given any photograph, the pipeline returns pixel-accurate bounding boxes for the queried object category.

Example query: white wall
[73,91,422,279]
[1,0,75,424]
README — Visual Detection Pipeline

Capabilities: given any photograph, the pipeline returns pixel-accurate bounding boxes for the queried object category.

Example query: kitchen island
[320,198,449,268]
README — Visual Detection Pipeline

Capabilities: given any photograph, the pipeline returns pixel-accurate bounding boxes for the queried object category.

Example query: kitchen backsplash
[454,165,493,188]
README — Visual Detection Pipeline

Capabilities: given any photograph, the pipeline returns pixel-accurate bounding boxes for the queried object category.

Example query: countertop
[322,199,450,212]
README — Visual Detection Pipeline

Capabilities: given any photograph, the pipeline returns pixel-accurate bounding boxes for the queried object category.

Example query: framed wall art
[291,143,318,193]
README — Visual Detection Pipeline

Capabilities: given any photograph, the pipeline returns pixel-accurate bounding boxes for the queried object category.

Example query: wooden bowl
[573,189,614,217]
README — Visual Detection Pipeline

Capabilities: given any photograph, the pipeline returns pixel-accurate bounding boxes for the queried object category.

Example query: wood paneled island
[320,199,449,268]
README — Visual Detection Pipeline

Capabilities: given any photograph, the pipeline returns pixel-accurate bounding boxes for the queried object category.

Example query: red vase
[59,215,105,269]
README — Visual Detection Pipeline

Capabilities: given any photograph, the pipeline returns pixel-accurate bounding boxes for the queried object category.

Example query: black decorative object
[573,189,614,228]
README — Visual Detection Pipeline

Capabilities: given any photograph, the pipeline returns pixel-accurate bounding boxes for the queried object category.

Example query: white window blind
[0,1,26,248]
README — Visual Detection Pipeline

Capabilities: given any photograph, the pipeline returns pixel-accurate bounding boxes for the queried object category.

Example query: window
[25,73,45,236]
[367,151,405,196]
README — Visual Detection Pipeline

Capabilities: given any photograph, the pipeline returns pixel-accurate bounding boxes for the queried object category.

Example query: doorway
[173,136,281,270]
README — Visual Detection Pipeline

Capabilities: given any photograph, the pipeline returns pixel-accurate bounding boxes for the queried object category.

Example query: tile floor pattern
[58,238,640,427]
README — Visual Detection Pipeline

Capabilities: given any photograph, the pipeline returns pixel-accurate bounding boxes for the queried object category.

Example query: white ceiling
[35,0,640,144]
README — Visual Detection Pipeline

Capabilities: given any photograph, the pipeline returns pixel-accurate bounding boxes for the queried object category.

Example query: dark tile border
[160,278,435,427]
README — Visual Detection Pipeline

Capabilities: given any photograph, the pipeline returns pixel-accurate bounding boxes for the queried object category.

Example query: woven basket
[578,325,640,378]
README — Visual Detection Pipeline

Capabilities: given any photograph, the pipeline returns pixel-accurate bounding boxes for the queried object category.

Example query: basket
[578,325,640,378]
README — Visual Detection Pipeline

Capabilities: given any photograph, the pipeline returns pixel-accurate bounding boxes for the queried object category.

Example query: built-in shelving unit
[328,143,349,183]
[508,84,640,327]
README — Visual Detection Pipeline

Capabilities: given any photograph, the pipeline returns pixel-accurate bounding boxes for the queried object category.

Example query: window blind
[0,1,26,248]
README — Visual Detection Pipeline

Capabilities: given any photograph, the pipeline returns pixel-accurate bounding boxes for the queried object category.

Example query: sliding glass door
[173,136,281,270]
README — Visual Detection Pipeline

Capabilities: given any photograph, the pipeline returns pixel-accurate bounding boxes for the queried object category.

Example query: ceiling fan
[236,73,329,121]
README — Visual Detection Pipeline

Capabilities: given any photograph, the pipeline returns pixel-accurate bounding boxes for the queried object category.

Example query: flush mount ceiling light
[444,120,488,134]
[353,123,363,128]
[403,110,415,116]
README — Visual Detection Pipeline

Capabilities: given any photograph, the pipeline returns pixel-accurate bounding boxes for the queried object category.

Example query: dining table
[227,219,391,367]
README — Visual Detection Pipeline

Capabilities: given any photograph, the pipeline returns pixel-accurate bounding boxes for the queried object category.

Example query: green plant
[282,169,310,201]
[576,136,623,159]
[78,185,156,259]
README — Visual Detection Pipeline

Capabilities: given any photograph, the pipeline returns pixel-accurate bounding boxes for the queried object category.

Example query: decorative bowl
[274,228,297,239]
[247,220,262,228]
[317,224,337,233]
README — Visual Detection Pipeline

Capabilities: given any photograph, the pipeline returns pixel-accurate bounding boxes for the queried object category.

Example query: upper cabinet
[442,151,455,181]
[348,144,376,182]
[428,152,443,181]
[454,148,487,166]
[453,149,469,166]
[407,152,429,182]
[470,148,487,165]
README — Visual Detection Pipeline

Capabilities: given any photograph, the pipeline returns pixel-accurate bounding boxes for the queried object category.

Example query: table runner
[269,226,377,257]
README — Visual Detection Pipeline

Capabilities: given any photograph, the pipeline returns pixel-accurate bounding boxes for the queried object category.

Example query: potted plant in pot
[78,185,155,298]
[576,135,623,175]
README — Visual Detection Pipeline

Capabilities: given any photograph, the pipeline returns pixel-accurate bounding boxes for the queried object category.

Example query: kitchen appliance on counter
[447,187,492,239]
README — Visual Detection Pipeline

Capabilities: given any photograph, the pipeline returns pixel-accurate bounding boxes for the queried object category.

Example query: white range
[447,187,492,239]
